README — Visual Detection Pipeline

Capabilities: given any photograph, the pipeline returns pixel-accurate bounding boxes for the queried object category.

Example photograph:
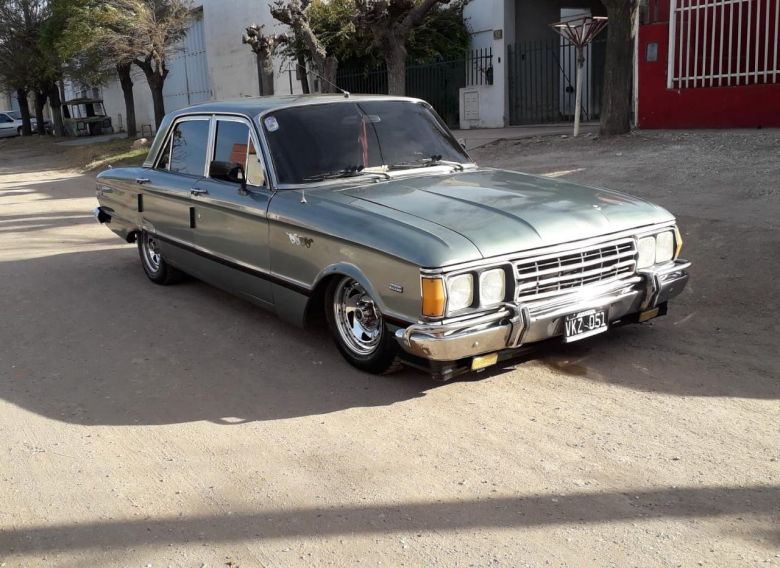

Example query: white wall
[200,0,303,100]
[460,0,514,129]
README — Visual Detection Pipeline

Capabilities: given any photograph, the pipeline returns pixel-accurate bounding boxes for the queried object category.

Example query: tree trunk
[33,91,46,136]
[323,55,338,94]
[386,43,407,96]
[117,62,137,138]
[46,83,65,137]
[16,89,32,136]
[599,0,637,136]
[257,52,275,96]
[136,60,167,129]
[297,54,310,94]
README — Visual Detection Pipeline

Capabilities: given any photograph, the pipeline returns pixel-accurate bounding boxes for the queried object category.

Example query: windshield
[260,100,470,185]
[7,111,21,120]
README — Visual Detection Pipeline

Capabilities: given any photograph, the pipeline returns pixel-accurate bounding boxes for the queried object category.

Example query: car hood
[338,169,675,259]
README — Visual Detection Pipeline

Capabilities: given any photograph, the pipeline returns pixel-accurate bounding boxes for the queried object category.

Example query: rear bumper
[395,260,691,362]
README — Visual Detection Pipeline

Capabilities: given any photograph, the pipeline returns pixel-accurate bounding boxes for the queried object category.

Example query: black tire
[137,231,182,285]
[17,127,22,136]
[325,276,400,374]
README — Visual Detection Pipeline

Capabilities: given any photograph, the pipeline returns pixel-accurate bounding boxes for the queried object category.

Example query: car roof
[168,94,425,120]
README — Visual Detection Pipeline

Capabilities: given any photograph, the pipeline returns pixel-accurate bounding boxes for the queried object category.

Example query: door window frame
[153,114,212,176]
[206,114,269,189]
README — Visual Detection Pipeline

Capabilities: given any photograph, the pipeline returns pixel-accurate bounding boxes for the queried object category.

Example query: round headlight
[479,268,506,306]
[655,231,674,263]
[447,274,474,312]
[637,236,656,269]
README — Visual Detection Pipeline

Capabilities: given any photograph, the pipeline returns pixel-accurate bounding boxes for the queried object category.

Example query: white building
[72,0,302,135]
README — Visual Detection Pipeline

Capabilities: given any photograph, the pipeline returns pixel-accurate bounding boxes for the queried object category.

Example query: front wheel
[137,231,182,285]
[325,276,400,374]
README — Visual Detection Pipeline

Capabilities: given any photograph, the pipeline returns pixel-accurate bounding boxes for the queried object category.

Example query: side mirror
[209,160,248,194]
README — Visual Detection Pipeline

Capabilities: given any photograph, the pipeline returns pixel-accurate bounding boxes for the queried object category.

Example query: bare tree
[242,23,283,96]
[356,0,451,96]
[128,0,193,128]
[599,0,638,135]
[270,0,338,93]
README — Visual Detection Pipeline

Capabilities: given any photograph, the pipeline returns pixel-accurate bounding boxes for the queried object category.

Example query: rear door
[141,115,210,269]
[189,115,274,306]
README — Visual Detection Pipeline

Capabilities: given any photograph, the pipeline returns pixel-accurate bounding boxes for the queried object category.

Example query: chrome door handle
[135,178,150,185]
[190,188,208,196]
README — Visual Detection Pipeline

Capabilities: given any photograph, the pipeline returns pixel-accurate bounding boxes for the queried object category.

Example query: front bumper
[395,259,691,362]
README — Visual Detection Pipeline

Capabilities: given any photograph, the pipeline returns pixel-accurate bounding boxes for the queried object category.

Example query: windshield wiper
[302,166,390,182]
[388,155,466,172]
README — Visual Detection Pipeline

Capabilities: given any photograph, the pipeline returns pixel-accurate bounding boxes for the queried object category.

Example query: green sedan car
[94,95,691,380]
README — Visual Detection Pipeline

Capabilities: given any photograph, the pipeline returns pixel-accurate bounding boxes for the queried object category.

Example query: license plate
[563,308,608,343]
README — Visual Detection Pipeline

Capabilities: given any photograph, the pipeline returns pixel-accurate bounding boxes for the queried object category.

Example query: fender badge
[389,283,404,293]
[287,233,313,248]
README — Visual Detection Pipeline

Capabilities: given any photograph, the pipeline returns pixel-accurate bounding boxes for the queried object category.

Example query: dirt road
[0,131,778,567]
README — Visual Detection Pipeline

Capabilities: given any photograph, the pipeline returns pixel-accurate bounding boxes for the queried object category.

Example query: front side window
[261,100,470,185]
[0,114,13,123]
[211,119,266,187]
[158,119,209,176]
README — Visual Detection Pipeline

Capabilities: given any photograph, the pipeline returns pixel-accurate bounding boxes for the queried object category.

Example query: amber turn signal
[421,277,446,317]
[674,226,684,259]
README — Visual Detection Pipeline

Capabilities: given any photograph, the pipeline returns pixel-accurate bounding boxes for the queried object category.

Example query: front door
[189,116,274,306]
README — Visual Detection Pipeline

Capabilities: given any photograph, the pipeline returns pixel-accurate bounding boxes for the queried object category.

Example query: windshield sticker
[264,116,279,132]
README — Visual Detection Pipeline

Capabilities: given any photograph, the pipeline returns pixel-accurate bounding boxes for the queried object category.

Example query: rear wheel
[138,231,182,285]
[325,276,400,374]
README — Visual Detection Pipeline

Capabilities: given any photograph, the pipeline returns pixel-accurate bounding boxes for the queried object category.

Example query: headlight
[637,236,656,269]
[655,231,675,263]
[479,269,505,306]
[447,273,474,312]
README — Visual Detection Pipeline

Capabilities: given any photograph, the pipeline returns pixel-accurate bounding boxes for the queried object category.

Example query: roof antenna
[294,62,350,98]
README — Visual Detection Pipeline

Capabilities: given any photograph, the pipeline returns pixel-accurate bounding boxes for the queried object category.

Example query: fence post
[667,0,678,89]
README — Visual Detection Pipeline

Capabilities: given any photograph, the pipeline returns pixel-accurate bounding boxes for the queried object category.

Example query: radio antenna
[294,61,350,98]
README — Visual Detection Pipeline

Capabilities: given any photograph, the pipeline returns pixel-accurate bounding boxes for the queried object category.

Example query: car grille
[515,238,637,302]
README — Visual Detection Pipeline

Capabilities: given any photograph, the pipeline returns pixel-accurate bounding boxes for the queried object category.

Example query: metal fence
[668,0,780,88]
[507,37,606,125]
[334,49,491,127]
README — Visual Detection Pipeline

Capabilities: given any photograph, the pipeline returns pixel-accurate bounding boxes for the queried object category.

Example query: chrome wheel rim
[142,233,162,273]
[333,278,383,355]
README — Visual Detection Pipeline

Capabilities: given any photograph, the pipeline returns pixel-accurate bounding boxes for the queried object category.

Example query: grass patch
[68,138,149,171]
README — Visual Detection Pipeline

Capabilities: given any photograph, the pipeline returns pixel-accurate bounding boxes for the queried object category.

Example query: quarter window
[158,119,209,176]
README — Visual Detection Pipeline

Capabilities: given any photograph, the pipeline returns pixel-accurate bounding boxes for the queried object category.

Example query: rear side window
[158,119,209,176]
[212,119,266,186]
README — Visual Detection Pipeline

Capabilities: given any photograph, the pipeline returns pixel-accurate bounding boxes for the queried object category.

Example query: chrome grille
[515,238,637,301]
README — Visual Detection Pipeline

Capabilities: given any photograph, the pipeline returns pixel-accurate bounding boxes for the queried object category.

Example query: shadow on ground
[1,485,777,555]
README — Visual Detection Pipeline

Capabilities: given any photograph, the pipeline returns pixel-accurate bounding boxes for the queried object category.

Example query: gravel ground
[0,130,778,567]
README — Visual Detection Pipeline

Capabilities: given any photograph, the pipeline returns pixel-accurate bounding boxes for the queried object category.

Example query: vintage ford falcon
[94,95,691,380]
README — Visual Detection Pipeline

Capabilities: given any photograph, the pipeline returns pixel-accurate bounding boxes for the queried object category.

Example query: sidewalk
[451,122,599,151]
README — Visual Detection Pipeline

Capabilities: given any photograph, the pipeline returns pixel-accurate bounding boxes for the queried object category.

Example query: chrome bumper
[395,260,691,362]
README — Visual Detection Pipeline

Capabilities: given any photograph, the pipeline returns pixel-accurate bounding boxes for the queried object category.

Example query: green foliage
[407,0,469,64]
[275,0,470,70]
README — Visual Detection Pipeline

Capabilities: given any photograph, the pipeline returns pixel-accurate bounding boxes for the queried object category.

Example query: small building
[638,0,780,128]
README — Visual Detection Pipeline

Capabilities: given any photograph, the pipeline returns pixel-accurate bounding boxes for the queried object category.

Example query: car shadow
[0,247,434,426]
